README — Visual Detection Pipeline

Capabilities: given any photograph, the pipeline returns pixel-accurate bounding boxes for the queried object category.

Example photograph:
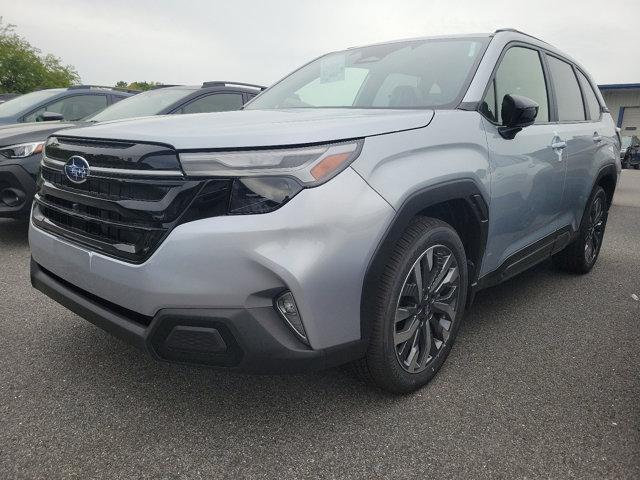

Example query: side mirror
[37,111,64,122]
[499,94,538,139]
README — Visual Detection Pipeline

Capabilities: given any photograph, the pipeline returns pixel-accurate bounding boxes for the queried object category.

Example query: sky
[3,0,638,87]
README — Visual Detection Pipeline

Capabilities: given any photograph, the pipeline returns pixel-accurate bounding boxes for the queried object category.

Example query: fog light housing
[275,291,308,344]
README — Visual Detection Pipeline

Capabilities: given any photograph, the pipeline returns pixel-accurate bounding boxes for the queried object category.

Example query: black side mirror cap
[37,111,64,122]
[499,94,539,139]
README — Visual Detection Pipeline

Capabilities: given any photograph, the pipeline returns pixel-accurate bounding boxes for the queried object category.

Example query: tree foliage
[0,18,80,93]
[115,81,164,91]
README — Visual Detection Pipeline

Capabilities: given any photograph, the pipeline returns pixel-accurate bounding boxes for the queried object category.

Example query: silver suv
[29,30,620,393]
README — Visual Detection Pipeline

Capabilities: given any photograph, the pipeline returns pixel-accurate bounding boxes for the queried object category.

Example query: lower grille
[33,137,232,263]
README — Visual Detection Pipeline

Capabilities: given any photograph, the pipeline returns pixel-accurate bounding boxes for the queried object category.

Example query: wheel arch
[593,163,617,210]
[360,179,489,341]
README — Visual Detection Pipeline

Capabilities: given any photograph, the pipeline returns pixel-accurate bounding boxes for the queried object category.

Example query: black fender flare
[591,163,618,209]
[359,178,489,340]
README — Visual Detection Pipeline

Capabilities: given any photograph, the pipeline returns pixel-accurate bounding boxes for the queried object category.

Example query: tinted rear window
[547,56,585,122]
[576,70,601,120]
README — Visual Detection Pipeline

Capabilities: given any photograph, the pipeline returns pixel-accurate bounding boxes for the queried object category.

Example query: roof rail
[201,81,267,91]
[67,84,141,94]
[493,28,548,44]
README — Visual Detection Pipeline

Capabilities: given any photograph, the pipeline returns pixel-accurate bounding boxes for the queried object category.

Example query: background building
[599,83,640,138]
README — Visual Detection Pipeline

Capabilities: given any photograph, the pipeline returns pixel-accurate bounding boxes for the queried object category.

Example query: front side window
[547,56,585,122]
[25,95,108,122]
[246,37,489,110]
[180,93,244,114]
[481,46,549,124]
[576,70,601,121]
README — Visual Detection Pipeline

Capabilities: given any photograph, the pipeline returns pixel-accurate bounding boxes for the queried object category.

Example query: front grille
[41,167,171,201]
[33,136,232,263]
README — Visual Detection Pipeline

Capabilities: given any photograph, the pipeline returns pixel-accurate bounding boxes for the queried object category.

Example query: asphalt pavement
[1,171,639,479]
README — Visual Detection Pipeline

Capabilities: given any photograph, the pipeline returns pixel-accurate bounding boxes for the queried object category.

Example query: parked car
[620,135,640,169]
[0,82,265,218]
[0,85,136,125]
[0,93,21,104]
[29,30,619,393]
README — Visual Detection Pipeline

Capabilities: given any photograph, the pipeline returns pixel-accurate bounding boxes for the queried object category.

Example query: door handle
[550,133,566,162]
[593,132,602,143]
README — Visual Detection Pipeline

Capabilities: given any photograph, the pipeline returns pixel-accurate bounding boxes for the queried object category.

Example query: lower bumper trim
[30,259,366,373]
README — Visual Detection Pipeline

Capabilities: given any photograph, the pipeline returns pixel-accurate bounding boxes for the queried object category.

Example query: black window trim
[20,93,109,123]
[478,40,604,127]
[477,41,554,126]
[573,66,604,122]
[543,51,594,124]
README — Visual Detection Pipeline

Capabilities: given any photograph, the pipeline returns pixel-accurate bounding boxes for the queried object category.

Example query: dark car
[0,85,135,125]
[0,82,265,218]
[621,135,640,169]
[0,93,21,104]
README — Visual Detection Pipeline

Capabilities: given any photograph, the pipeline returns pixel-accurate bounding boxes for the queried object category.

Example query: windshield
[0,89,63,116]
[246,37,488,110]
[86,88,195,122]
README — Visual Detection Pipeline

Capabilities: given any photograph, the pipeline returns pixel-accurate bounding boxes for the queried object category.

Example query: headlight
[180,140,363,215]
[0,141,45,159]
[179,140,363,185]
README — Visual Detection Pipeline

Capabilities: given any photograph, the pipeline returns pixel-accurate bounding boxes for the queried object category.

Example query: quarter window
[482,47,549,124]
[547,56,585,122]
[576,71,601,120]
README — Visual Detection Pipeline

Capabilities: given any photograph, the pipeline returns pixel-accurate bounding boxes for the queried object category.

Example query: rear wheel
[553,186,608,274]
[634,164,640,170]
[355,217,467,393]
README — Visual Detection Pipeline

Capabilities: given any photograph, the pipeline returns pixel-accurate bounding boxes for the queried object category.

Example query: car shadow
[0,218,29,248]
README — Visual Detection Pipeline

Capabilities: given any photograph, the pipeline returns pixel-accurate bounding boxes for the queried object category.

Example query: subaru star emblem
[64,156,90,184]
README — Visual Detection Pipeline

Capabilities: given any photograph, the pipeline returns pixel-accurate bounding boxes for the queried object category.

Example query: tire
[553,186,608,274]
[634,164,640,170]
[355,217,468,394]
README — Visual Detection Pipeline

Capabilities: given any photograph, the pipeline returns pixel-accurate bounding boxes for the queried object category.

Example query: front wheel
[553,186,608,274]
[356,217,468,393]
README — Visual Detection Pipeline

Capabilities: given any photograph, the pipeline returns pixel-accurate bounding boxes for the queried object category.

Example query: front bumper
[31,260,365,372]
[29,167,395,365]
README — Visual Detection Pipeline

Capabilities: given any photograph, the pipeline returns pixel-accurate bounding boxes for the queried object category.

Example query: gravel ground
[1,171,639,480]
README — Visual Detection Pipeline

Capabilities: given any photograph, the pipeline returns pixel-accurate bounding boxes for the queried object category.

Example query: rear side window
[576,71,601,120]
[547,56,585,122]
[481,46,549,124]
[181,93,244,114]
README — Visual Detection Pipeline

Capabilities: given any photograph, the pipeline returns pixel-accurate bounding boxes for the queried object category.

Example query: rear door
[544,55,605,234]
[480,45,567,275]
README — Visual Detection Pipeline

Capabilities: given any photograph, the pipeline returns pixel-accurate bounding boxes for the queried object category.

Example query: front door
[479,45,567,275]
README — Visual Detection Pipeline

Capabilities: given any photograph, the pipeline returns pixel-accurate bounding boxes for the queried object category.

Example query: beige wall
[600,88,640,135]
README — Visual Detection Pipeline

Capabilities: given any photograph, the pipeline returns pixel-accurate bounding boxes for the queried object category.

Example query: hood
[0,121,82,147]
[57,109,435,150]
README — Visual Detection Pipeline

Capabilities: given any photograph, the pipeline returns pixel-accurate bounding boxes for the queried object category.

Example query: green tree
[119,81,163,91]
[0,18,80,93]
